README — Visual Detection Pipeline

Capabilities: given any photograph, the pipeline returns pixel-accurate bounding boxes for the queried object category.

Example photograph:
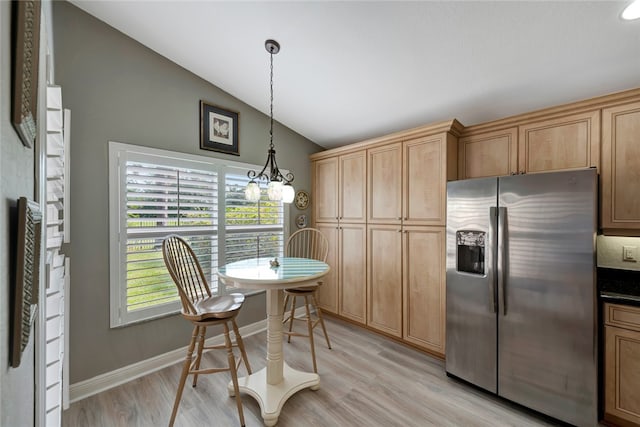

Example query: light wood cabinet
[604,303,640,427]
[315,223,367,325]
[367,143,402,224]
[403,134,456,226]
[368,133,455,226]
[367,224,403,338]
[518,110,600,174]
[313,152,366,321]
[313,151,366,224]
[459,110,600,179]
[458,127,518,179]
[339,151,367,223]
[601,101,640,234]
[314,223,339,313]
[313,157,339,223]
[312,120,460,354]
[338,223,367,324]
[402,227,445,354]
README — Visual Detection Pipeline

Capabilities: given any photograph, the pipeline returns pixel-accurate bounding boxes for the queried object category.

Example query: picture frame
[200,101,239,156]
[11,197,42,368]
[11,0,42,148]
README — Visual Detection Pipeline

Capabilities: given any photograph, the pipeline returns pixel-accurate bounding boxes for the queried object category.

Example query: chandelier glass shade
[244,39,294,203]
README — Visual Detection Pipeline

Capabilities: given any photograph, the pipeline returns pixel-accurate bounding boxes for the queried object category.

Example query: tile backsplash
[597,235,640,271]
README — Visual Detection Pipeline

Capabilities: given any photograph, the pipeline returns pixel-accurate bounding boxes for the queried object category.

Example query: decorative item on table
[270,257,280,268]
[200,101,239,155]
[244,39,295,204]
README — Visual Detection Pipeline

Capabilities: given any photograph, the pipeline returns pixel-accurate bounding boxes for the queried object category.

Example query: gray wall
[52,2,323,384]
[1,1,40,425]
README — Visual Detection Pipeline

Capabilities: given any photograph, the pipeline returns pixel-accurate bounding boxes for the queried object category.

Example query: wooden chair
[282,228,332,373]
[162,235,251,427]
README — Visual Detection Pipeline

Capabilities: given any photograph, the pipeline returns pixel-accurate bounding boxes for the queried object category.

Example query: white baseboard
[68,319,267,404]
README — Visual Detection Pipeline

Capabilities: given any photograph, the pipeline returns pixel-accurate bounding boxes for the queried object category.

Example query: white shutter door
[44,85,70,426]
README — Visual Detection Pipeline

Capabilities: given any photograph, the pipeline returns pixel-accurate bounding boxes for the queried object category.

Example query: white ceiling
[70,1,640,149]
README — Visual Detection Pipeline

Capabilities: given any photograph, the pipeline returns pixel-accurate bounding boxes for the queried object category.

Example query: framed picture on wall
[11,0,42,148]
[200,101,239,156]
[11,197,42,368]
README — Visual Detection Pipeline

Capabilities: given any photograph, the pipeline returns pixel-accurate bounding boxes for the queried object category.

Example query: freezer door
[497,169,597,427]
[445,177,498,393]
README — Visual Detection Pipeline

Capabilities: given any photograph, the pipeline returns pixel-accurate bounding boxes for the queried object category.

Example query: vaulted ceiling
[71,1,640,148]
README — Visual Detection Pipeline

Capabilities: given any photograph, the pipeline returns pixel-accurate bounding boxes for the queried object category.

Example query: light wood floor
[63,316,577,427]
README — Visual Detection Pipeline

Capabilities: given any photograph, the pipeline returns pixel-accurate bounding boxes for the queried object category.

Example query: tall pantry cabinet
[312,153,367,325]
[311,120,461,357]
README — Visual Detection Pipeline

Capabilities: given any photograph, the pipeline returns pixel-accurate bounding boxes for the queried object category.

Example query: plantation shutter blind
[124,159,218,317]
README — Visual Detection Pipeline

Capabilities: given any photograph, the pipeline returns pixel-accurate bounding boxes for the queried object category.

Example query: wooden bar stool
[162,235,251,427]
[282,228,332,373]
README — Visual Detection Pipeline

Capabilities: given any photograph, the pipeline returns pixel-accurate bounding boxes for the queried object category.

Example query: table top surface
[217,257,330,288]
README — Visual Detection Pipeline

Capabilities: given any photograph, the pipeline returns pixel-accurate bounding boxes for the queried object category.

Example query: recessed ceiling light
[622,0,640,20]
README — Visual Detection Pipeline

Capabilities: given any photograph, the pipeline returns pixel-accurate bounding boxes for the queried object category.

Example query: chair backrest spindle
[285,228,328,262]
[162,235,212,316]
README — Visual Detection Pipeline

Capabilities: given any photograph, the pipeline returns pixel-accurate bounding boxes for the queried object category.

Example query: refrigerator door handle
[489,207,498,313]
[497,206,507,315]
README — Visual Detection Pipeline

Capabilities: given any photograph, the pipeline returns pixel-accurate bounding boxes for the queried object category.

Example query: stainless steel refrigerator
[445,168,598,427]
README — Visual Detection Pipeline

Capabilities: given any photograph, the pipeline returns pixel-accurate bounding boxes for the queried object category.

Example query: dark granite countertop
[598,267,640,308]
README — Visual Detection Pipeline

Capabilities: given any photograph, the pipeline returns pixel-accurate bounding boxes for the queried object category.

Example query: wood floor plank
[63,316,597,426]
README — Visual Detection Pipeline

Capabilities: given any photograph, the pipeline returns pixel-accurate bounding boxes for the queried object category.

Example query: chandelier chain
[269,48,274,150]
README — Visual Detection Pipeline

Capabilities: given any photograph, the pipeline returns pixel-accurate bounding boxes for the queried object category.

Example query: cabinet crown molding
[461,86,640,136]
[310,119,463,161]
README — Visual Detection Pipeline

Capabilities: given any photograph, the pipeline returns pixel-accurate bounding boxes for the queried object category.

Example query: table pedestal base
[228,362,320,426]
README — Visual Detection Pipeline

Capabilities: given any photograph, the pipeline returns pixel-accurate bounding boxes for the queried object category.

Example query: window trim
[108,141,289,327]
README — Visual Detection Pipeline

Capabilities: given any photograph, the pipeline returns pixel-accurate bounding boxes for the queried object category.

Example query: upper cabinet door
[458,127,518,179]
[518,110,600,174]
[339,151,366,223]
[368,143,402,224]
[313,157,339,223]
[403,134,448,225]
[602,101,640,233]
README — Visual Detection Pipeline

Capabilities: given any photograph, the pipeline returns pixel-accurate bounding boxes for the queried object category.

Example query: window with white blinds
[109,142,287,327]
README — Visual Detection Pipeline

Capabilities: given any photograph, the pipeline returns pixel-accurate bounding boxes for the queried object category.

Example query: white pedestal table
[217,257,330,426]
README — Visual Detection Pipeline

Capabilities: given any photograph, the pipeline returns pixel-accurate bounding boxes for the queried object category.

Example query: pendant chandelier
[244,39,295,203]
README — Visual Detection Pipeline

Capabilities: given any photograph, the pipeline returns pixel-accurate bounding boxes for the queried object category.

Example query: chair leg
[282,294,290,320]
[224,322,245,427]
[304,295,318,373]
[312,292,332,349]
[287,295,296,343]
[191,325,207,387]
[232,319,252,375]
[169,325,198,427]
